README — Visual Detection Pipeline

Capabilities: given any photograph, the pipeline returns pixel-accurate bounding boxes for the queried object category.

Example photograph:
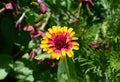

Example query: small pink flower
[70,19,79,24]
[5,3,13,9]
[24,25,35,32]
[80,0,94,7]
[30,30,45,38]
[37,0,47,14]
[89,42,99,50]
[28,48,40,59]
[104,45,110,51]
[37,0,42,4]
[24,25,45,38]
[15,12,25,30]
[28,50,37,59]
[15,20,21,30]
[39,59,56,67]
[39,3,47,14]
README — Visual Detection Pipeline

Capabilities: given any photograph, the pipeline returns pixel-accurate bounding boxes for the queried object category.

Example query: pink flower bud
[15,20,21,30]
[28,50,37,59]
[37,0,42,4]
[80,0,94,7]
[15,12,25,30]
[39,59,56,67]
[30,30,45,38]
[39,3,47,14]
[105,45,110,51]
[89,42,99,50]
[5,3,13,9]
[24,25,35,32]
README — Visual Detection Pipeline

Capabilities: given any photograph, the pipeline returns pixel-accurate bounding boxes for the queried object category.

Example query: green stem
[64,58,71,82]
[86,4,93,16]
[39,12,51,30]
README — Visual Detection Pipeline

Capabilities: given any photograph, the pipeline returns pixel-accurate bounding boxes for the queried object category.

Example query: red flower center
[54,34,68,50]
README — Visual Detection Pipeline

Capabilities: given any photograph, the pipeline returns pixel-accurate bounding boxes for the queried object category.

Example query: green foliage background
[0,0,120,82]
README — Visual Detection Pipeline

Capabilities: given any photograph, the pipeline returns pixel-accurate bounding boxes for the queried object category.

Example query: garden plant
[0,0,120,82]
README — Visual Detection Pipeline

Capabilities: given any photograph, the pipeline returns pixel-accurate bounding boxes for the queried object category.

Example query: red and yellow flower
[40,26,79,60]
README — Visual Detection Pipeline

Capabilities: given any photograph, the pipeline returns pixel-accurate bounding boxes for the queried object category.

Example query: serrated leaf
[13,59,36,82]
[0,69,8,80]
[35,53,50,60]
[0,54,13,80]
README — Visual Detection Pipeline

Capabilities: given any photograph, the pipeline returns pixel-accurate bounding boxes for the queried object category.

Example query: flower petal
[57,26,61,32]
[56,53,60,60]
[48,28,53,34]
[72,46,79,50]
[66,50,74,57]
[52,26,57,33]
[72,37,78,40]
[51,52,57,59]
[40,44,48,48]
[61,49,66,56]
[41,40,48,43]
[68,28,73,33]
[63,26,68,32]
[46,32,52,38]
[47,48,53,53]
[72,42,79,46]
[70,32,75,36]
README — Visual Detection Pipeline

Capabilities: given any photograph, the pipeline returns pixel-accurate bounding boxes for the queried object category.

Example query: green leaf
[13,60,35,82]
[57,57,78,82]
[25,11,36,25]
[35,51,50,60]
[0,54,13,80]
[0,69,8,80]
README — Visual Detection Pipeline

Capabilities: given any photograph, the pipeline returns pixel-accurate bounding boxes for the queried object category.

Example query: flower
[40,26,79,60]
[15,12,25,30]
[39,2,47,14]
[80,0,94,7]
[37,0,47,14]
[24,25,45,38]
[5,3,13,10]
[89,42,99,50]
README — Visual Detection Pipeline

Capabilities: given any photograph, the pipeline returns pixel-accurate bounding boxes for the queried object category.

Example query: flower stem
[86,4,93,16]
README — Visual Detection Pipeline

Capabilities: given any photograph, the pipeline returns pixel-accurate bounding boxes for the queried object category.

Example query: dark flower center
[54,35,68,49]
